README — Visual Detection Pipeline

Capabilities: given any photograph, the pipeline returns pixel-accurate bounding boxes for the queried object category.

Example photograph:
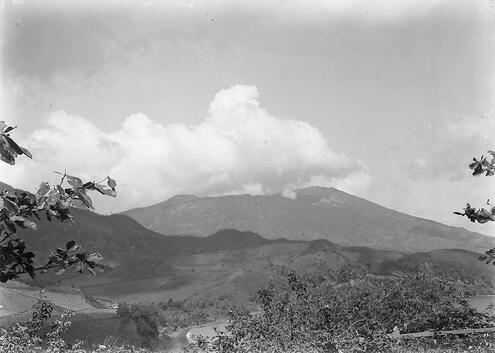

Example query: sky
[1,0,494,235]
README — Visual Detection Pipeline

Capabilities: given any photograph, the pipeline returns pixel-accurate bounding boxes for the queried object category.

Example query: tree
[454,150,495,264]
[0,121,117,282]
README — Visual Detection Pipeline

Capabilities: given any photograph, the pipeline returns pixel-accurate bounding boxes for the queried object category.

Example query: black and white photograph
[1,0,495,352]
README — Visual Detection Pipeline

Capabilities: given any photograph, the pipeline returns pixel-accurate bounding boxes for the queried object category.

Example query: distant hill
[0,181,25,194]
[122,186,495,253]
[15,209,281,266]
[0,182,280,265]
[71,233,495,305]
[2,181,494,309]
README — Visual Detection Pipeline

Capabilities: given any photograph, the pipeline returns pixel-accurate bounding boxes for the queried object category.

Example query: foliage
[0,121,117,282]
[454,149,495,264]
[454,150,495,224]
[186,270,495,353]
[468,152,495,177]
[0,121,32,164]
[29,290,55,335]
[0,295,150,353]
[0,290,73,352]
[454,202,495,225]
[116,303,161,347]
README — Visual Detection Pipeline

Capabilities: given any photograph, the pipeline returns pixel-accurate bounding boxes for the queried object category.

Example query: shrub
[187,270,495,353]
[116,303,161,347]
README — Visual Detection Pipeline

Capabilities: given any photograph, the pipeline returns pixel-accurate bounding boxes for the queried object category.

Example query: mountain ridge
[122,186,495,253]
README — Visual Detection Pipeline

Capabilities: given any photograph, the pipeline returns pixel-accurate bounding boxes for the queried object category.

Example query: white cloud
[0,85,369,212]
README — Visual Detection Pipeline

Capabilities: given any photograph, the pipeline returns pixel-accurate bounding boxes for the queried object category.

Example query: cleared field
[469,295,495,313]
[0,280,115,320]
[187,319,228,343]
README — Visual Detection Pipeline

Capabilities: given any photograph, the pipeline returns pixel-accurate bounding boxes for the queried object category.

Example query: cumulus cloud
[0,85,368,212]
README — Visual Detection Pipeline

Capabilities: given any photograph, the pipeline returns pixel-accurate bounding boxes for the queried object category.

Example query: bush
[116,303,161,347]
[187,270,495,353]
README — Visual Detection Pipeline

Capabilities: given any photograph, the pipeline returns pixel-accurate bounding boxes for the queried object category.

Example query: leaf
[46,189,60,205]
[57,185,66,196]
[86,265,96,276]
[66,175,83,188]
[3,125,16,134]
[74,189,93,209]
[0,135,16,165]
[2,196,19,214]
[95,184,117,197]
[36,182,50,199]
[55,268,65,275]
[24,252,35,259]
[66,240,76,251]
[107,177,117,190]
[20,146,32,159]
[5,136,25,156]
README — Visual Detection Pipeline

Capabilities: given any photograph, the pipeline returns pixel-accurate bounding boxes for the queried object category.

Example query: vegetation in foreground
[1,270,494,353]
[185,270,495,353]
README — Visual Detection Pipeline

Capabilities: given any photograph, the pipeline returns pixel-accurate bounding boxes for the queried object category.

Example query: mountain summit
[122,187,495,253]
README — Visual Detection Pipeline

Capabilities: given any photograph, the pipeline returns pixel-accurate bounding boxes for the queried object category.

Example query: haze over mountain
[123,186,495,253]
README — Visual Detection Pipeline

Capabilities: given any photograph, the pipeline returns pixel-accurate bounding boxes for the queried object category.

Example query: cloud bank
[0,85,369,212]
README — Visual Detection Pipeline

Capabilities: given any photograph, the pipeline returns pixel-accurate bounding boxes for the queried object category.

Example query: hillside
[122,186,495,253]
[15,210,280,267]
[2,181,494,315]
[66,234,495,306]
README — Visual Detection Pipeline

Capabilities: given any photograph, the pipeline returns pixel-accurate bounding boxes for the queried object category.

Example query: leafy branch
[454,149,495,264]
[0,121,117,282]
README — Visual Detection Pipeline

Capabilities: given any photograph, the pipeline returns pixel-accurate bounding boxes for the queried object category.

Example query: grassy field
[0,280,107,319]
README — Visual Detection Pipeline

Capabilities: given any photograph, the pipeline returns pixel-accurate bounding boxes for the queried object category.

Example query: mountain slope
[122,187,495,253]
[16,209,282,267]
[0,179,491,310]
[72,235,495,305]
[0,181,282,265]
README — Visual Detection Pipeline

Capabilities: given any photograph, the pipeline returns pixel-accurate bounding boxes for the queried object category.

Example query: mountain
[7,194,492,302]
[2,181,494,307]
[15,210,284,266]
[122,186,495,253]
[0,179,277,265]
